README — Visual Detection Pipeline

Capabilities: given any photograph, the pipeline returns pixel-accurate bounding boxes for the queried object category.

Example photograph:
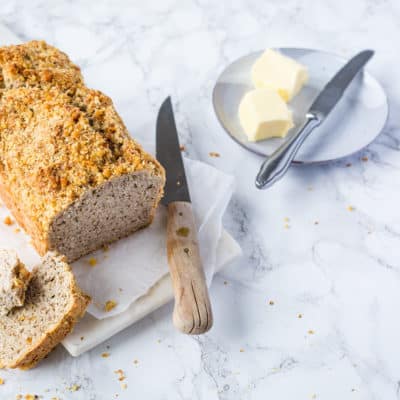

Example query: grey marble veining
[0,0,399,399]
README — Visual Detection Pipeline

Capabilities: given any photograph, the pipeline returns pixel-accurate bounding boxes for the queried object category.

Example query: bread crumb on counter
[14,227,21,233]
[268,300,274,306]
[209,152,220,158]
[239,348,245,353]
[179,145,185,151]
[69,384,80,392]
[0,377,4,385]
[101,352,110,358]
[347,205,355,212]
[121,383,127,390]
[4,216,14,226]
[104,300,117,312]
[133,359,139,365]
[308,329,315,335]
[298,313,303,319]
[114,369,126,381]
[88,257,97,267]
[361,156,368,162]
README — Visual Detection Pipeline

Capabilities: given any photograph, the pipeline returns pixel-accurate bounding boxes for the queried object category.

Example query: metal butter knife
[156,97,213,334]
[255,50,374,189]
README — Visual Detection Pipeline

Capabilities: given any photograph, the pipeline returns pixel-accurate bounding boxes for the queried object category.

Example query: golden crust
[0,40,82,88]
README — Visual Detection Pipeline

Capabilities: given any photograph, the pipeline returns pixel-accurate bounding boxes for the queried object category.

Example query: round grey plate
[212,48,388,164]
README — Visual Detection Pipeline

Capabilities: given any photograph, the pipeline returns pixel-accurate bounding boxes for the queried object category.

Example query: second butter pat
[251,49,308,101]
[239,88,294,142]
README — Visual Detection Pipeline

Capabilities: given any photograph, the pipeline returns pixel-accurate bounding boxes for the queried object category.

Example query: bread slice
[0,249,31,316]
[0,252,90,369]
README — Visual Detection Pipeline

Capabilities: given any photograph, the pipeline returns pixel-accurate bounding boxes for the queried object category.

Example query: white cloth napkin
[0,155,235,319]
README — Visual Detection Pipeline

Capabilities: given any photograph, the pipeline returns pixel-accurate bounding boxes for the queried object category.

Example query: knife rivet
[177,180,181,186]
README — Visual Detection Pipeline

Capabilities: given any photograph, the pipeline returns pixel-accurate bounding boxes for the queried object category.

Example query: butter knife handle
[255,112,322,189]
[166,201,213,334]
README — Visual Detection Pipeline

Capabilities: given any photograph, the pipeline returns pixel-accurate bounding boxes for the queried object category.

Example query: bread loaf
[0,252,90,369]
[0,249,31,316]
[0,41,165,261]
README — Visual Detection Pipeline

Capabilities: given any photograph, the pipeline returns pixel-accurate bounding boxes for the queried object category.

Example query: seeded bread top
[0,40,82,89]
[0,249,31,316]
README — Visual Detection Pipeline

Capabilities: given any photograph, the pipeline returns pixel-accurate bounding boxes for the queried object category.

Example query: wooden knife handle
[166,201,213,334]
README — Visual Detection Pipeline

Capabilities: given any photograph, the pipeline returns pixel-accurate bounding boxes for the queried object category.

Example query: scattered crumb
[16,395,22,400]
[314,221,319,225]
[69,384,80,392]
[361,156,368,162]
[24,396,38,400]
[4,216,14,226]
[209,151,220,158]
[51,397,60,400]
[0,378,4,385]
[157,339,161,344]
[347,205,355,212]
[284,223,290,229]
[239,348,245,353]
[269,300,274,306]
[118,288,123,292]
[14,228,21,233]
[346,163,352,167]
[104,300,117,312]
[88,257,97,267]
[179,145,185,151]
[298,313,303,319]
[351,388,356,392]
[80,336,84,341]
[114,369,126,381]
[133,359,139,365]
[284,217,290,222]
[308,329,315,335]
[121,383,127,390]
[101,352,110,358]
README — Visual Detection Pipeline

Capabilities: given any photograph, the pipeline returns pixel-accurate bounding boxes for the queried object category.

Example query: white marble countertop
[0,0,399,399]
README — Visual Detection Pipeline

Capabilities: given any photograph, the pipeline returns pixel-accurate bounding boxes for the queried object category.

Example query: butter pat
[251,49,308,101]
[238,88,294,142]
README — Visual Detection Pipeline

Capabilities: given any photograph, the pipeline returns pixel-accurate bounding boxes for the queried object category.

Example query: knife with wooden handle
[156,97,213,334]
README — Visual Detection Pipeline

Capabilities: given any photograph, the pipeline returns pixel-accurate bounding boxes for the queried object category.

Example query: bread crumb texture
[0,252,90,369]
[0,40,165,245]
[104,300,117,312]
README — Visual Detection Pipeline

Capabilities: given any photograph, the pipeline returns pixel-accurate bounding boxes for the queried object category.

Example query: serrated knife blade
[156,97,190,205]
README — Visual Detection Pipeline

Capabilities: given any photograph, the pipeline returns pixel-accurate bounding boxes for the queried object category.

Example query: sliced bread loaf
[0,41,165,261]
[0,249,31,316]
[0,252,90,370]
